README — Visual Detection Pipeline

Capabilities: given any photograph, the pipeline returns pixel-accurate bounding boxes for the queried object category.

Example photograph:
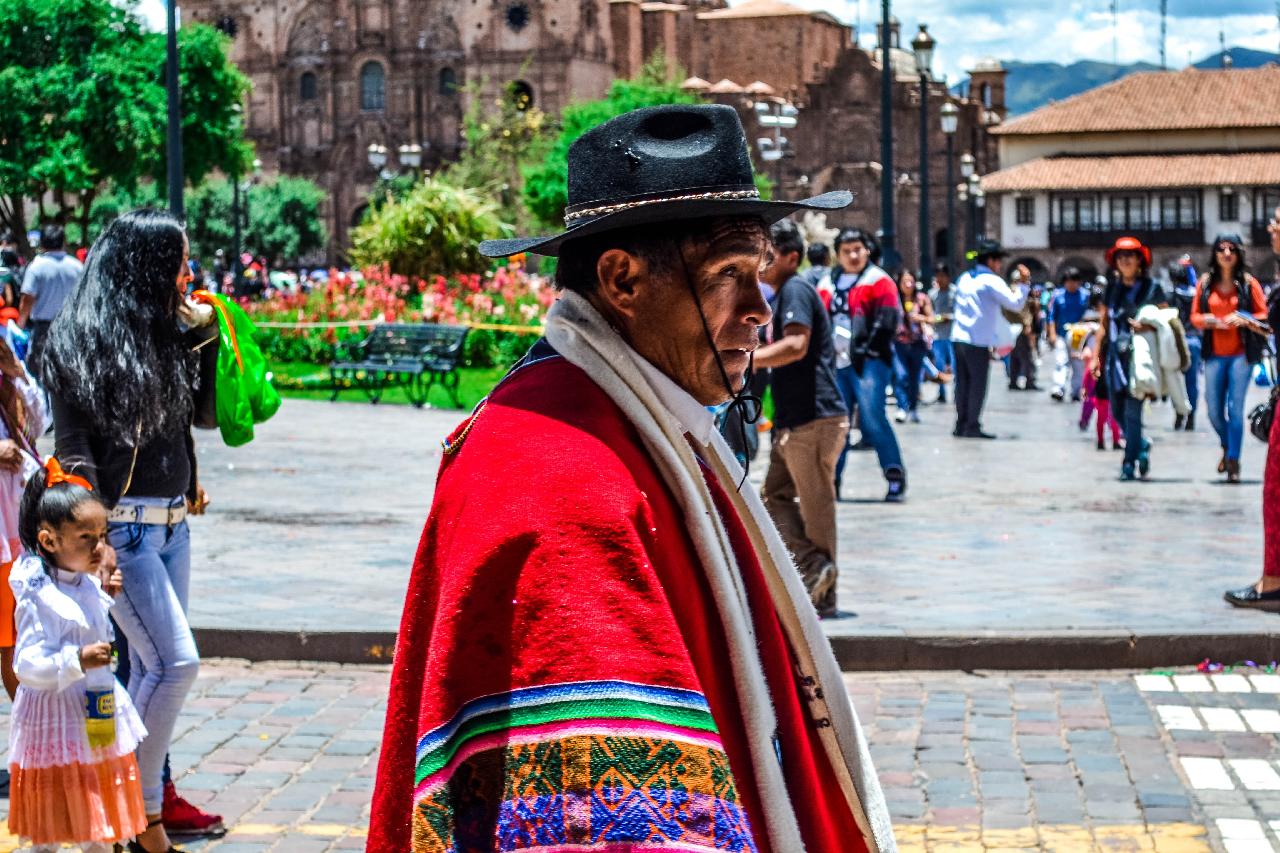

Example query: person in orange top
[1190,233,1268,484]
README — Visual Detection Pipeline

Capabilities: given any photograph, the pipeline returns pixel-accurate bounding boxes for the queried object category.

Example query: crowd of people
[0,99,1275,853]
[717,203,1280,619]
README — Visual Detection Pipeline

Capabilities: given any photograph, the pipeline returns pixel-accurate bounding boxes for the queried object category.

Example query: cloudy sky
[134,0,1278,84]
[816,0,1280,83]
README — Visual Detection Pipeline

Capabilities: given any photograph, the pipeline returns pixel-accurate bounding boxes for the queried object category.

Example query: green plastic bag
[193,291,281,447]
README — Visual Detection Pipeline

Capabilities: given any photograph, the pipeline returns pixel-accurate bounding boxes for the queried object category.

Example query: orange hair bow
[45,458,93,491]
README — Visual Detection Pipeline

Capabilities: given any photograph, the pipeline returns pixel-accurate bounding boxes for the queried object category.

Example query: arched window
[360,62,385,111]
[439,67,457,96]
[300,71,318,101]
[981,82,992,109]
[510,80,534,112]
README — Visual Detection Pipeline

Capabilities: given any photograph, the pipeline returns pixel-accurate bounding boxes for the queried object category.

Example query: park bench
[329,322,469,407]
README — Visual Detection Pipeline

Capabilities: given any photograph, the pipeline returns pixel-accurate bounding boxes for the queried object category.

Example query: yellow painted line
[229,822,289,835]
[298,823,351,837]
[895,822,1210,852]
[227,820,369,839]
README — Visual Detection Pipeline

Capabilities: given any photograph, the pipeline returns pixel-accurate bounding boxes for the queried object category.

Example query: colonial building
[184,0,1001,263]
[982,65,1280,281]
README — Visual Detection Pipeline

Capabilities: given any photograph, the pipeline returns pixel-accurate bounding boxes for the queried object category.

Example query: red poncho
[369,355,871,853]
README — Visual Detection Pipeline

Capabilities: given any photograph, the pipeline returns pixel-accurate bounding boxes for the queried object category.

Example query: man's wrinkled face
[608,219,773,406]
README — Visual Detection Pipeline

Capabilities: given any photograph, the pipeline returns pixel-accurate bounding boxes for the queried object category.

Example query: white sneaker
[894,409,908,423]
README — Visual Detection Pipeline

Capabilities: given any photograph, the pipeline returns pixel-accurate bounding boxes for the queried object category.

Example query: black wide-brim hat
[479,104,852,258]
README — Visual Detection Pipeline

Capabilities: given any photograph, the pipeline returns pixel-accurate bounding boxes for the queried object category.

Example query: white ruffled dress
[7,556,148,846]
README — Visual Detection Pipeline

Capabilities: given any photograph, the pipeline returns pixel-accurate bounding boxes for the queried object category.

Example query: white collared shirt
[633,352,716,446]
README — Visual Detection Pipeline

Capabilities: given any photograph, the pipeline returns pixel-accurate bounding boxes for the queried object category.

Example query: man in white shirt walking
[19,224,82,377]
[950,240,1026,439]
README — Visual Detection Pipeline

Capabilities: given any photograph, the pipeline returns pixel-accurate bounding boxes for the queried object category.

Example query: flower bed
[243,260,555,369]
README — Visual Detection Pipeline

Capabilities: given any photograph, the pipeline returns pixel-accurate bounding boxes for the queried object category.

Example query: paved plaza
[0,661,1276,851]
[186,361,1275,644]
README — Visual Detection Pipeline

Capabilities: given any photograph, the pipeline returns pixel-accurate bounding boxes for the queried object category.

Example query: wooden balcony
[1049,225,1203,250]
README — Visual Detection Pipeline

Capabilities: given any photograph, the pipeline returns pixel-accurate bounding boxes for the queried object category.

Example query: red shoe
[162,781,226,837]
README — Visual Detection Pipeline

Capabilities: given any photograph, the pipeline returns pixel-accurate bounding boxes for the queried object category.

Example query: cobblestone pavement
[186,360,1273,638]
[0,662,1276,851]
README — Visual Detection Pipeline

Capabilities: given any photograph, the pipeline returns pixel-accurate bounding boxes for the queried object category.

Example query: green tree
[442,79,553,234]
[0,0,249,253]
[183,177,327,266]
[348,176,510,277]
[522,55,701,229]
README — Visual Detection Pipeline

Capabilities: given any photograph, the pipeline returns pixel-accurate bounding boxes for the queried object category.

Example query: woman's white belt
[107,504,187,526]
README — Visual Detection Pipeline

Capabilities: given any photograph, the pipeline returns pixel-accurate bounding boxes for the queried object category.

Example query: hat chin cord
[678,250,762,491]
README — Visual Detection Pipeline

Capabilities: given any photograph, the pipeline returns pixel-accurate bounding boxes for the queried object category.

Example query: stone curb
[194,627,1280,669]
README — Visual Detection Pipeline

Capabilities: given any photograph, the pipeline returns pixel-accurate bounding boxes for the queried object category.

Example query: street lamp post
[912,24,935,278]
[753,99,798,192]
[165,0,184,219]
[940,101,959,271]
[967,173,983,246]
[879,0,897,270]
[231,157,262,294]
[960,152,976,255]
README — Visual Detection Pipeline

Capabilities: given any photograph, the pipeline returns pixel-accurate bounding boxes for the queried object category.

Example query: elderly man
[369,105,893,853]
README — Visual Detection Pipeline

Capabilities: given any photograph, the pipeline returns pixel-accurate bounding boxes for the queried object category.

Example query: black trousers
[953,341,991,434]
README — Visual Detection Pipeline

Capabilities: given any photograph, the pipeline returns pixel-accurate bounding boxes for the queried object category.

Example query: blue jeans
[1184,334,1202,413]
[894,340,928,413]
[1205,354,1251,462]
[108,497,197,814]
[1112,391,1146,468]
[932,339,954,374]
[845,359,903,477]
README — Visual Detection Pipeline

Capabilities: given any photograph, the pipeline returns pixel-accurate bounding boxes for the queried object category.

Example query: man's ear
[595,249,647,319]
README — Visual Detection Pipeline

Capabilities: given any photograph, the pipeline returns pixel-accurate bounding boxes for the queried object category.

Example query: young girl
[8,459,149,853]
[1079,332,1123,451]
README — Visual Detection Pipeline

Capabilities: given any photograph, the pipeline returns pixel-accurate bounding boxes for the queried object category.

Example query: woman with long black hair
[1096,236,1167,481]
[42,209,220,853]
[1191,233,1268,483]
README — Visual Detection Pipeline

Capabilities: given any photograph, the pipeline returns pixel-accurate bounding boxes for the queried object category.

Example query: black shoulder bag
[1249,287,1280,442]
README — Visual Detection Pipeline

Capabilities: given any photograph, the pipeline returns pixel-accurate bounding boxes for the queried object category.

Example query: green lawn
[268,361,507,410]
[268,360,777,420]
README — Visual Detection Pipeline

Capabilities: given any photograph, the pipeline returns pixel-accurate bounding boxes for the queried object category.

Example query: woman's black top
[51,326,219,508]
[1102,276,1167,398]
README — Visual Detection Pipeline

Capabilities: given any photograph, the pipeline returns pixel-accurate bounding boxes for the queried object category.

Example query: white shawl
[545,291,896,853]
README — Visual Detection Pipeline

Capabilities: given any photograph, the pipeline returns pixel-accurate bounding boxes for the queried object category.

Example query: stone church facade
[183,0,1003,266]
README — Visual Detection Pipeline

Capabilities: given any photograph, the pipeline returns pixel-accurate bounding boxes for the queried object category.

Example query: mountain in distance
[957,47,1280,116]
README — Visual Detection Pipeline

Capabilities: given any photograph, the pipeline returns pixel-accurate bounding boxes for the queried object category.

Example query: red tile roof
[993,66,1280,136]
[982,151,1280,193]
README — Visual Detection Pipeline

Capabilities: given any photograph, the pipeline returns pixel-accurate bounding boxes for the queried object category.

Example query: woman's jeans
[894,340,928,413]
[1205,354,1251,462]
[840,359,904,479]
[1112,391,1147,468]
[108,497,197,814]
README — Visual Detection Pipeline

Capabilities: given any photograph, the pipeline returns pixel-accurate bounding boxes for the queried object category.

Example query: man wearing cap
[1048,268,1091,402]
[949,239,1026,439]
[369,105,894,853]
